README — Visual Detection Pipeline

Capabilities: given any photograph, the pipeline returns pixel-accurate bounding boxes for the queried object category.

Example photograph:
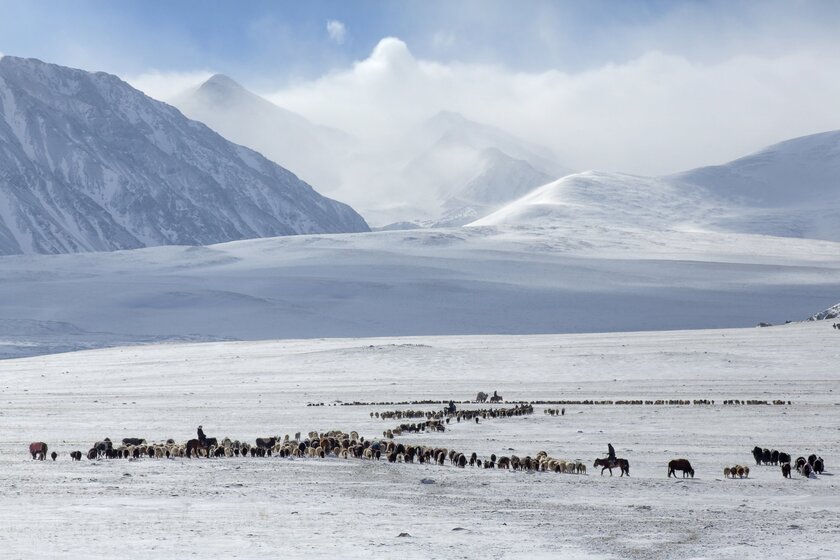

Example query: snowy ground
[1,321,838,558]
[1,224,839,359]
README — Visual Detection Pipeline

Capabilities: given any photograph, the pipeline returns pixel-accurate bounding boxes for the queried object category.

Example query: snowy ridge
[0,57,368,255]
[470,129,840,242]
[809,301,840,321]
[669,130,840,240]
[469,171,721,230]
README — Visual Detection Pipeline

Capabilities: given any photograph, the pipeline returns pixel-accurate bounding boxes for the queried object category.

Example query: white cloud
[268,38,840,175]
[326,20,346,45]
[431,31,457,51]
[124,69,214,102]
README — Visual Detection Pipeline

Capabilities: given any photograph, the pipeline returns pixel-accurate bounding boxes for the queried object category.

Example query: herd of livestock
[24,399,828,482]
[751,445,825,478]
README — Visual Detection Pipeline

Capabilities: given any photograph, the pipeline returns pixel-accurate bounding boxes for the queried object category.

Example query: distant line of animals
[313,397,792,407]
[380,404,534,438]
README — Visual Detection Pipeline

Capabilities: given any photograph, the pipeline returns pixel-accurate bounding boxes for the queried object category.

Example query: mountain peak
[201,73,244,90]
[429,110,469,125]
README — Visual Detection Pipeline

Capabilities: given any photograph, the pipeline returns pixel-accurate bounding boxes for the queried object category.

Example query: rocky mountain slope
[0,56,368,255]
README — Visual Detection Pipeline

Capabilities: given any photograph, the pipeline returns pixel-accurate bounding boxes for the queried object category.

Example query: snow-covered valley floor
[1,322,838,558]
[2,224,840,359]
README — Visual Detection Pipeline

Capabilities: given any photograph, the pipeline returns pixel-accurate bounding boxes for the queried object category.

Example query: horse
[668,458,695,478]
[186,438,217,458]
[29,442,48,460]
[489,391,503,403]
[593,457,630,476]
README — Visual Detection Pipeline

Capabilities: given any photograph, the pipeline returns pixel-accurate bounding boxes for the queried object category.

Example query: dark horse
[594,457,630,476]
[186,437,217,458]
[29,441,48,460]
[668,458,695,478]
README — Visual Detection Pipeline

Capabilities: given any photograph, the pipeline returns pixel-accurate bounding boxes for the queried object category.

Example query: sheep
[724,467,731,478]
[781,463,792,478]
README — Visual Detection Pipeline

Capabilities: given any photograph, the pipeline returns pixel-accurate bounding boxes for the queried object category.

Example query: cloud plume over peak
[268,37,840,176]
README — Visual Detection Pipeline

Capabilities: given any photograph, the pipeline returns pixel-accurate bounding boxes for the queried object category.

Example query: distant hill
[669,130,840,240]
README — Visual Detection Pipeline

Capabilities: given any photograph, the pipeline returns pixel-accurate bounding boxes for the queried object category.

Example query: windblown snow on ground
[1,322,838,558]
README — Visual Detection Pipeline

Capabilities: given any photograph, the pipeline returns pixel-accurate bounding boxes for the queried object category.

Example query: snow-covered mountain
[669,130,840,240]
[430,148,554,227]
[167,75,570,227]
[171,74,353,191]
[415,110,569,179]
[393,111,571,226]
[0,56,368,255]
[809,302,840,321]
[472,130,840,241]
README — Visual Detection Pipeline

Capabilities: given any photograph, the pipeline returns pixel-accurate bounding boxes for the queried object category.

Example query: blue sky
[3,1,838,85]
[2,1,839,174]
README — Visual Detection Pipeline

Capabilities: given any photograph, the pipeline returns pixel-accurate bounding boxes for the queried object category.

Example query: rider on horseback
[197,425,207,444]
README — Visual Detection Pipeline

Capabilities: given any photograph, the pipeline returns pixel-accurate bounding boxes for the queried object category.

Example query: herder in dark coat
[197,425,207,444]
[607,443,616,464]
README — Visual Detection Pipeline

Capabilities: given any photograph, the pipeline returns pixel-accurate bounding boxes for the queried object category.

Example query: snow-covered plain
[1,322,838,558]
